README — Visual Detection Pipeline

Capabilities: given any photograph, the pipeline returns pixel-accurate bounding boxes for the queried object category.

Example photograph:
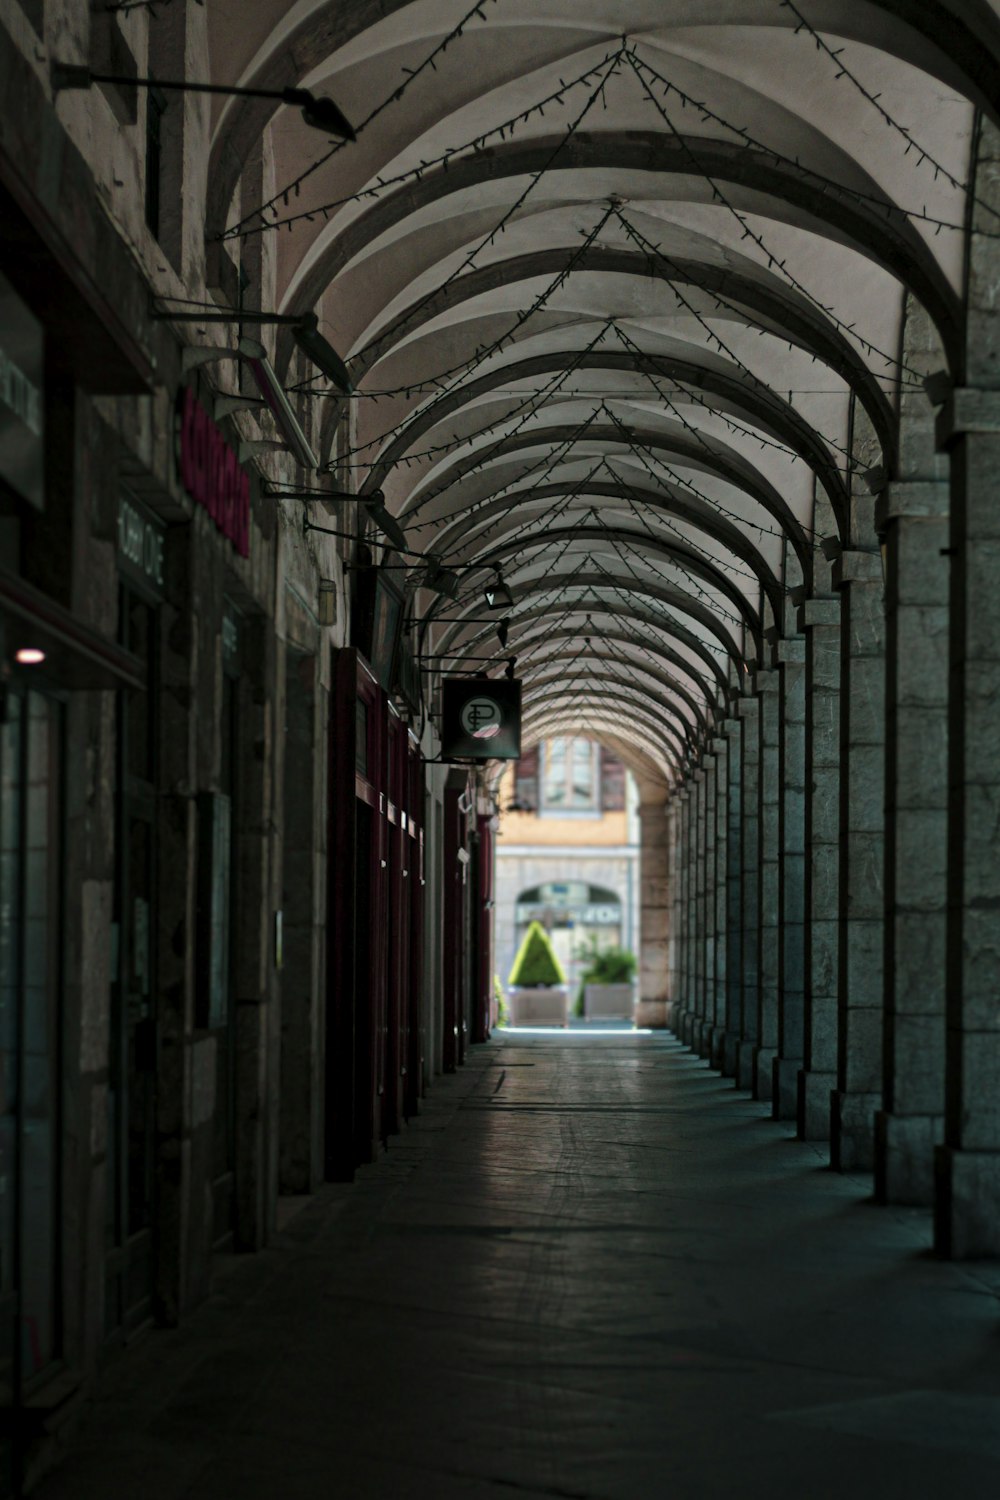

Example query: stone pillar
[672,790,690,1040]
[934,387,1000,1255]
[693,770,708,1050]
[738,697,760,1090]
[774,637,807,1119]
[710,737,729,1068]
[723,717,743,1077]
[797,597,842,1140]
[683,785,698,1046]
[754,669,781,1101]
[699,754,718,1059]
[874,481,949,1204]
[637,802,671,1028]
[831,548,886,1171]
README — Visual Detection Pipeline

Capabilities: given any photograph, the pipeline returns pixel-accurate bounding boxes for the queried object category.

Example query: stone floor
[33,1033,1000,1498]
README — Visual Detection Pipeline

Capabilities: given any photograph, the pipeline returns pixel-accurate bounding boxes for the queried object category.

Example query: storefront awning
[0,568,146,691]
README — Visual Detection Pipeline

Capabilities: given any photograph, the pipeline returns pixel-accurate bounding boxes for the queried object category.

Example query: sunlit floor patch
[501,1025,653,1036]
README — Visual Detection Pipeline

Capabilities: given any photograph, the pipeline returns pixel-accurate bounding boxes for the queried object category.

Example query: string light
[350,49,627,367]
[223,35,990,246]
[624,51,925,384]
[222,0,502,240]
[779,0,1000,229]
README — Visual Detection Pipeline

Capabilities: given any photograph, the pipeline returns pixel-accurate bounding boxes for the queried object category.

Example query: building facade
[494,739,639,999]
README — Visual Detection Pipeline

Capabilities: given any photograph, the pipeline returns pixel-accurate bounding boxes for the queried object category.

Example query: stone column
[831,548,886,1171]
[797,597,842,1140]
[774,637,807,1119]
[637,802,672,1029]
[693,770,708,1050]
[738,697,760,1090]
[672,789,690,1041]
[723,717,743,1077]
[683,784,698,1046]
[934,387,1000,1255]
[874,481,949,1204]
[754,669,781,1101]
[698,754,718,1060]
[710,737,729,1069]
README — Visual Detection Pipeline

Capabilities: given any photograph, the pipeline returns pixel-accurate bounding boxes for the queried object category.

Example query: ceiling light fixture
[15,647,46,665]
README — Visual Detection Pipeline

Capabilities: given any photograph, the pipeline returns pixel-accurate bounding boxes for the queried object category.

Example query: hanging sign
[178,386,250,558]
[441,677,521,761]
[117,492,166,593]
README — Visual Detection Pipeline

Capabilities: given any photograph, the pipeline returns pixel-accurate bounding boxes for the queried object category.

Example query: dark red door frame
[474,813,496,1044]
[442,770,473,1072]
[382,710,406,1140]
[405,740,424,1117]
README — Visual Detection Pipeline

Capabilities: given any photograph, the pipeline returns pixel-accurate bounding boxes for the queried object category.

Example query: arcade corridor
[34,1033,1000,1500]
[5,2,1000,1491]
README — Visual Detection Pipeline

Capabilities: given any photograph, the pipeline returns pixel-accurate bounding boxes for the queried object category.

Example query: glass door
[106,587,158,1337]
[0,685,63,1494]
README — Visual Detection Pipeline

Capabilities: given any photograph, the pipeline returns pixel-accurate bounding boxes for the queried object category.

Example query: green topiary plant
[575,934,637,986]
[494,974,509,1027]
[508,920,567,988]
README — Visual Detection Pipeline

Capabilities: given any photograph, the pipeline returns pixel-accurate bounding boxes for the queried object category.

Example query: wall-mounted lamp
[362,496,407,552]
[424,558,461,602]
[152,306,352,393]
[266,484,375,503]
[484,566,514,610]
[14,647,45,666]
[51,63,356,140]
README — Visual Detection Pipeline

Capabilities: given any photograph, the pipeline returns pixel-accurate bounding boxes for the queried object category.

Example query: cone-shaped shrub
[508,920,567,987]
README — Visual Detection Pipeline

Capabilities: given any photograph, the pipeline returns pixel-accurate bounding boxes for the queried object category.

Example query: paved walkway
[35,1033,1000,1499]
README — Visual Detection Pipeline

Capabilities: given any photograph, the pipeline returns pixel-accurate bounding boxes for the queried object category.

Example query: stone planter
[583,982,634,1021]
[508,985,569,1027]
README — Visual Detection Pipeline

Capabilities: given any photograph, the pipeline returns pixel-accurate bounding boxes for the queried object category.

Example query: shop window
[89,4,138,126]
[0,688,63,1390]
[540,738,600,814]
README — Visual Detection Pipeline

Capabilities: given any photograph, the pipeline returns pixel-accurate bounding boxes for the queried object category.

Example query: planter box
[583,982,634,1021]
[508,985,569,1027]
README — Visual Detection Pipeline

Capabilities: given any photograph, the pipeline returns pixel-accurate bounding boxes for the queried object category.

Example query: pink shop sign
[179,386,250,558]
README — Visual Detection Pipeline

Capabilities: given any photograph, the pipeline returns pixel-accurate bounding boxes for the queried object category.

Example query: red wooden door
[404,742,424,1118]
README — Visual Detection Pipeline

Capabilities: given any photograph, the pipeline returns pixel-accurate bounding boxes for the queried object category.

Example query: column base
[736,1040,756,1092]
[722,1032,740,1078]
[934,1146,1000,1258]
[797,1068,835,1142]
[874,1111,942,1206]
[830,1089,879,1172]
[752,1046,776,1102]
[695,1019,713,1059]
[771,1056,800,1121]
[709,1025,727,1071]
[636,999,669,1029]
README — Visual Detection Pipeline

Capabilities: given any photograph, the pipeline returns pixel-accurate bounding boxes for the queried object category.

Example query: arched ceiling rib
[201,2,996,794]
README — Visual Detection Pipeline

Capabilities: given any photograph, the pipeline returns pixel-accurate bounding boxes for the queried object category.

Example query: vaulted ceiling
[206,0,1000,792]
